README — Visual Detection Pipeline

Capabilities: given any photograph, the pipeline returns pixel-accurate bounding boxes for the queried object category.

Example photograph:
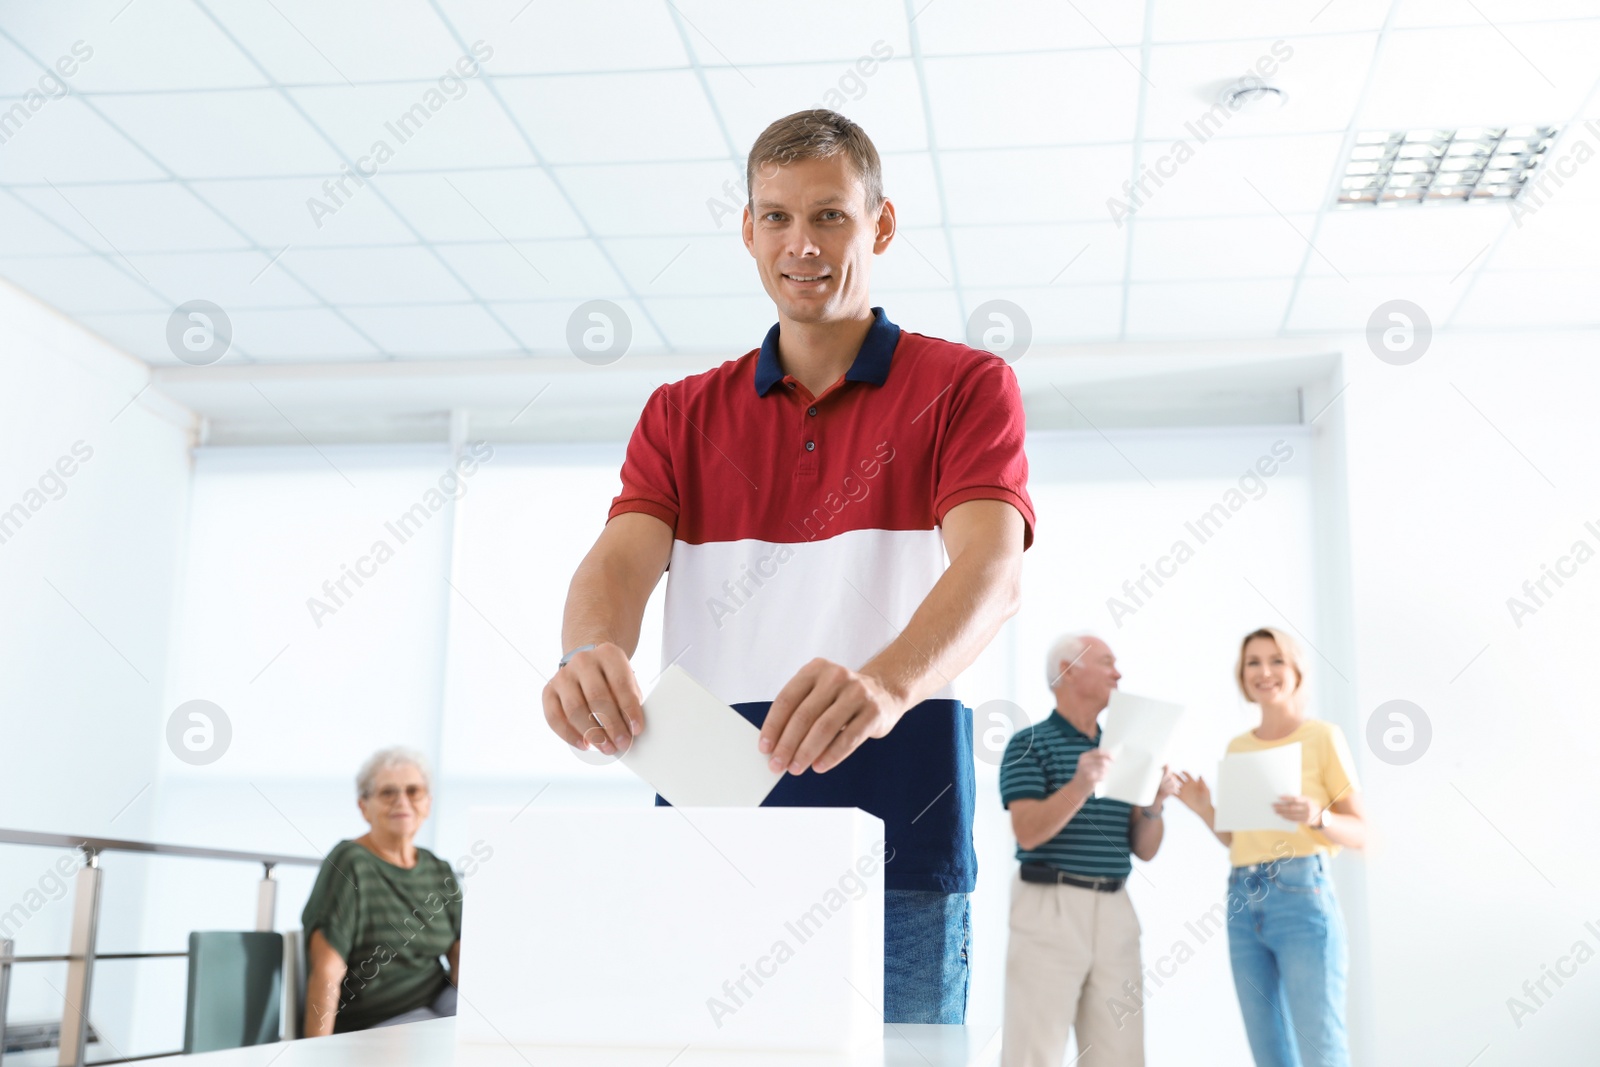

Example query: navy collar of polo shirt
[753,305,901,397]
[1050,709,1102,745]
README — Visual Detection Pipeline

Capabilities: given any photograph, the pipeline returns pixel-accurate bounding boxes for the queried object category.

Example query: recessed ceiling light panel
[1336,126,1560,207]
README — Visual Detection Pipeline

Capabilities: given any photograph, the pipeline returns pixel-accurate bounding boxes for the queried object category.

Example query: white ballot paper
[1214,743,1303,833]
[1094,691,1184,806]
[619,664,784,807]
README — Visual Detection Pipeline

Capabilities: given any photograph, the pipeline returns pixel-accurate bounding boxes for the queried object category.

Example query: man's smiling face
[742,153,894,325]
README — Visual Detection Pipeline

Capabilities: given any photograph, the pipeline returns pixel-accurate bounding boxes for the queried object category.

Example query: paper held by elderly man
[457,668,886,1051]
[1093,689,1184,807]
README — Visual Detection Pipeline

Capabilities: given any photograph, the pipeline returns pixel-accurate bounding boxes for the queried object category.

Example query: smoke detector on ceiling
[1221,83,1289,111]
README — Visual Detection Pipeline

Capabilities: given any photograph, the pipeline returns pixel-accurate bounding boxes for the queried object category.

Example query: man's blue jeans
[1227,855,1350,1067]
[884,889,970,1024]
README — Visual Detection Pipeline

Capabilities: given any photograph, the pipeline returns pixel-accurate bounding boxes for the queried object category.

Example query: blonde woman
[1175,628,1366,1067]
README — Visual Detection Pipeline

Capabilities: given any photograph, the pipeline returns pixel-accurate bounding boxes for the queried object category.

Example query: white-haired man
[998,634,1178,1067]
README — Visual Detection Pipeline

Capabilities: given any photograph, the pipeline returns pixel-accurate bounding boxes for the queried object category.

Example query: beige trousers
[1000,871,1144,1067]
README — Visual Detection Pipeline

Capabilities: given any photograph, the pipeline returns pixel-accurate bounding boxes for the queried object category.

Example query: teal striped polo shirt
[998,710,1133,879]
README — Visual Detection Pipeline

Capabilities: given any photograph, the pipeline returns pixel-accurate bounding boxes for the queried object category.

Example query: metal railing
[0,829,320,1066]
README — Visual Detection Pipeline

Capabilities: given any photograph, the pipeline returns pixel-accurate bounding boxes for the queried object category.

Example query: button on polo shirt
[610,305,1035,895]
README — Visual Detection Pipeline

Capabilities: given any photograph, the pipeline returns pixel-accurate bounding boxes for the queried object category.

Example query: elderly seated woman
[301,747,462,1035]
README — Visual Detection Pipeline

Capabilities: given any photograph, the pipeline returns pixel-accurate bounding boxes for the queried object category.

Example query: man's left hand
[759,658,907,775]
[1153,764,1181,806]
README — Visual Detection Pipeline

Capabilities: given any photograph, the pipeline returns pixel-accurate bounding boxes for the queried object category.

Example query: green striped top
[300,840,462,1032]
[999,711,1133,879]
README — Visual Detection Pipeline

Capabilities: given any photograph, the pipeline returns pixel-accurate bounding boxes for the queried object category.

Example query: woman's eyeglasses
[370,784,429,804]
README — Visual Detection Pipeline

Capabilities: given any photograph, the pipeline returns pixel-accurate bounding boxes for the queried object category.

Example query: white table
[179,1019,1000,1065]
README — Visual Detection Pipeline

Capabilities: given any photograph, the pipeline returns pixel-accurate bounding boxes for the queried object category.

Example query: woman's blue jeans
[1226,855,1350,1067]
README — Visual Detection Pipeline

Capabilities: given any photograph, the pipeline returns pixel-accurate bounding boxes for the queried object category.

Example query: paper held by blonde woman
[1214,743,1303,833]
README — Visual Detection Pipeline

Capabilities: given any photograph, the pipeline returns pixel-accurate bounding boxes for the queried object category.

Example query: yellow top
[1226,718,1360,867]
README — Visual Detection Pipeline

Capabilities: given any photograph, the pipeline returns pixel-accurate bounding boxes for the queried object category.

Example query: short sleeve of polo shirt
[608,385,679,532]
[998,727,1049,807]
[935,357,1035,549]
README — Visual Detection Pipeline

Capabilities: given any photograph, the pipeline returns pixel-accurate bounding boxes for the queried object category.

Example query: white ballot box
[457,806,887,1053]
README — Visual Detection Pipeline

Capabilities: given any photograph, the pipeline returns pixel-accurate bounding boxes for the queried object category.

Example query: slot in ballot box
[457,806,887,1053]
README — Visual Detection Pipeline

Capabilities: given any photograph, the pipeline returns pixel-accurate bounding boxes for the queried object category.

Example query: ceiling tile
[963,284,1124,343]
[667,1,910,66]
[1359,23,1600,130]
[75,309,187,364]
[14,181,252,253]
[0,254,165,313]
[1451,268,1600,327]
[0,30,71,96]
[1129,214,1316,281]
[882,291,965,345]
[341,303,522,357]
[874,226,955,290]
[188,176,416,249]
[1393,1,1600,28]
[118,251,320,309]
[289,82,538,172]
[93,90,347,178]
[492,298,666,354]
[1152,0,1392,41]
[1488,200,1600,270]
[706,57,928,155]
[924,52,1144,149]
[0,189,92,255]
[941,145,1136,225]
[879,152,944,229]
[372,169,587,243]
[203,0,476,84]
[1303,204,1510,277]
[918,0,1144,53]
[1131,133,1345,217]
[953,223,1126,287]
[641,294,778,351]
[1142,34,1377,142]
[432,240,627,301]
[0,2,265,92]
[280,245,473,304]
[555,159,742,236]
[1125,279,1295,336]
[1283,273,1467,332]
[433,0,690,74]
[493,70,728,164]
[224,306,385,360]
[601,233,754,296]
[5,251,319,319]
[0,97,166,183]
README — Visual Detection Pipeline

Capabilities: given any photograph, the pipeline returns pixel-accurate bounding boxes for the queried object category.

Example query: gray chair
[282,928,307,1039]
[182,931,284,1054]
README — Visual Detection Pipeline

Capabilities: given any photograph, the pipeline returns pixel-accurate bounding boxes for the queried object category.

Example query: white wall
[0,281,193,1053]
[1334,329,1600,1066]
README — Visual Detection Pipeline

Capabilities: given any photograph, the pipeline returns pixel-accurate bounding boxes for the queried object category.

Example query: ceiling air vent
[1336,126,1559,207]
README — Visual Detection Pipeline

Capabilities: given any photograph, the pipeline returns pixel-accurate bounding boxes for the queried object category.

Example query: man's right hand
[1068,748,1114,797]
[542,642,645,756]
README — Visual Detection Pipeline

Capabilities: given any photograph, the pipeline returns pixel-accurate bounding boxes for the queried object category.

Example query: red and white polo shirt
[609,304,1034,894]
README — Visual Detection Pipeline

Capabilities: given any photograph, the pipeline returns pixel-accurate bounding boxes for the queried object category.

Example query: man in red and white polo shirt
[542,108,1034,1023]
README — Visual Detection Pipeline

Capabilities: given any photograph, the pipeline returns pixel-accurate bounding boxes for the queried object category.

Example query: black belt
[1020,863,1124,893]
